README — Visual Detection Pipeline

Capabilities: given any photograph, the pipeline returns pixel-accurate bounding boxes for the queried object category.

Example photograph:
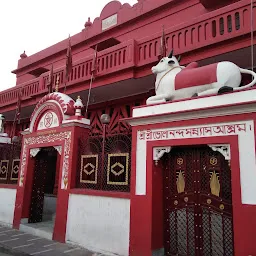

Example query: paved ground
[0,225,106,256]
[0,248,13,256]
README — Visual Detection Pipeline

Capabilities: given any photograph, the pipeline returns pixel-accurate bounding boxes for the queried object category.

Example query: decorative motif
[32,104,62,132]
[219,204,225,210]
[210,157,218,165]
[87,103,135,137]
[30,148,41,158]
[37,110,60,131]
[176,170,185,193]
[139,123,247,141]
[107,153,129,185]
[207,199,212,204]
[84,163,96,175]
[208,144,231,160]
[11,159,20,181]
[153,146,172,165]
[55,75,60,92]
[177,158,184,165]
[111,162,125,176]
[19,131,71,189]
[210,171,220,197]
[54,146,62,155]
[44,112,53,127]
[174,200,178,205]
[20,173,24,186]
[184,197,188,202]
[63,174,68,189]
[0,160,9,180]
[80,155,98,184]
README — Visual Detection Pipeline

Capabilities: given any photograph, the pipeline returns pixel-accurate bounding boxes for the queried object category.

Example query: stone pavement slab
[0,225,106,256]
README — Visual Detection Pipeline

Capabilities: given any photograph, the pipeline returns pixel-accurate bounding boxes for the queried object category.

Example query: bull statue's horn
[168,49,174,58]
[177,55,181,62]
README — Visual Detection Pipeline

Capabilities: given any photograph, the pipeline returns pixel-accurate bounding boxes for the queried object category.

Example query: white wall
[66,194,130,256]
[0,188,16,225]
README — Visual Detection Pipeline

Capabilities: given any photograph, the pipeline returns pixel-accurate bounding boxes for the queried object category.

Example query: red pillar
[129,129,153,256]
[151,162,164,251]
[13,149,34,228]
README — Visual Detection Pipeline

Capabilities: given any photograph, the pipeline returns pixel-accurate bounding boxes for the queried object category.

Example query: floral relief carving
[19,131,71,189]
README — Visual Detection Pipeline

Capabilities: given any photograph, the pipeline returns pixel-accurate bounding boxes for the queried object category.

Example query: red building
[0,0,255,255]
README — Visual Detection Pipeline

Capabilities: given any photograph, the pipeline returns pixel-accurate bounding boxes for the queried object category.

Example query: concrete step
[19,221,53,240]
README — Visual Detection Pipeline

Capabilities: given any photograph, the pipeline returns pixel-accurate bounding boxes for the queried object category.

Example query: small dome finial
[20,51,27,59]
[74,96,84,116]
[84,17,92,29]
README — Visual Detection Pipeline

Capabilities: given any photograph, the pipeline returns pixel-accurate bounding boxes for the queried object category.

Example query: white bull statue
[146,50,256,105]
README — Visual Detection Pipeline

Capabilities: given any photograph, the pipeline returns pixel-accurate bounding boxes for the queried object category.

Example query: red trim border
[0,184,17,189]
[70,189,130,199]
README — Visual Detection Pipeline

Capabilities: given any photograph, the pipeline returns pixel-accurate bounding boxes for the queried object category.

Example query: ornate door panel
[28,151,48,223]
[163,146,234,256]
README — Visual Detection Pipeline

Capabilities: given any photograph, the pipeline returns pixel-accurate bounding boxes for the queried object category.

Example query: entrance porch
[126,88,256,256]
[19,146,59,240]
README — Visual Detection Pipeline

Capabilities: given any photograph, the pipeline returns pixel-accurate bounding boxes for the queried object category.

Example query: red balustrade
[136,0,253,66]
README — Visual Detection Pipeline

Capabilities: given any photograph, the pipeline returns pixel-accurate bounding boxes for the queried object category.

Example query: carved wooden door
[163,146,234,256]
[28,150,48,223]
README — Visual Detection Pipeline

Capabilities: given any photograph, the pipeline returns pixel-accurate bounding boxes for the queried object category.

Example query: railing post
[127,39,137,67]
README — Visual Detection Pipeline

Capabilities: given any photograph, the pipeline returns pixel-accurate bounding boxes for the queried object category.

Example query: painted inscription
[139,123,247,141]
[102,14,117,31]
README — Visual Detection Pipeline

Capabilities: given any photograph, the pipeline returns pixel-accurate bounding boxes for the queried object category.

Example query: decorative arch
[29,93,75,132]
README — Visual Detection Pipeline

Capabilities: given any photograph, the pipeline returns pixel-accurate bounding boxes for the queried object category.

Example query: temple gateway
[0,0,256,255]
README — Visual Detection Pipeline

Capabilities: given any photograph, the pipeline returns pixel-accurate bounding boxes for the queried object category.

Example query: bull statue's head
[152,50,181,74]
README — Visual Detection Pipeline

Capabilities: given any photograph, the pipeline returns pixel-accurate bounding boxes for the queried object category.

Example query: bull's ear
[177,55,181,62]
[168,60,175,65]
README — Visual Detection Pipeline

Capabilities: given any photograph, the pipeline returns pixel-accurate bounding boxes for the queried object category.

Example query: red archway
[13,93,90,242]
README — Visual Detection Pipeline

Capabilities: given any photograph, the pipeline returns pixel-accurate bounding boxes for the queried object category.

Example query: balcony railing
[0,0,253,108]
[136,0,253,66]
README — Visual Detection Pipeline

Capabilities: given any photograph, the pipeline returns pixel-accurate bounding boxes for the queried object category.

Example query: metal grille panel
[163,146,234,256]
[223,216,234,256]
[177,209,187,255]
[169,211,176,253]
[0,142,21,184]
[202,208,211,256]
[211,212,224,256]
[187,207,195,256]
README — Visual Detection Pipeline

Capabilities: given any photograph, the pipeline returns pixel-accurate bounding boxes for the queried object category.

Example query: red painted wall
[151,162,164,251]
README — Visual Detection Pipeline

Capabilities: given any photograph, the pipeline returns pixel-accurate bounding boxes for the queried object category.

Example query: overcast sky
[0,0,138,92]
